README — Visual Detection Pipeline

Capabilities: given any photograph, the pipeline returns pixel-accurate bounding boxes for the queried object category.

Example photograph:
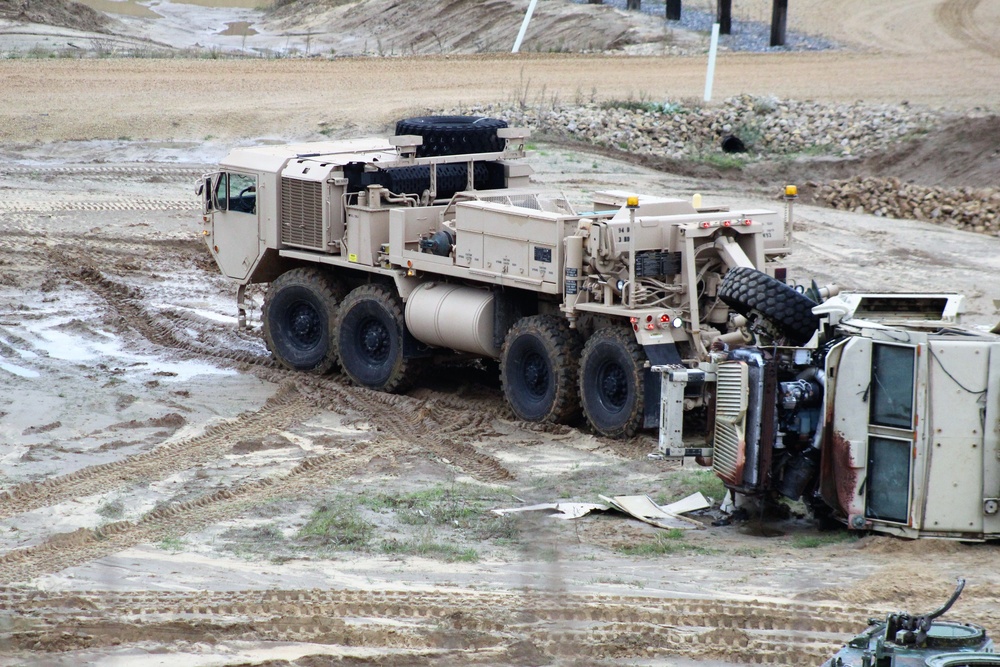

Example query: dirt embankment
[0,0,109,32]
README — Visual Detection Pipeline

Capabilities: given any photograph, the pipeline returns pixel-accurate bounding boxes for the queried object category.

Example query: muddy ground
[2,1,1000,666]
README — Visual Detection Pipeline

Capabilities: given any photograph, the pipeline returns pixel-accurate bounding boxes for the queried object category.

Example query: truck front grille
[713,361,748,486]
[281,178,324,249]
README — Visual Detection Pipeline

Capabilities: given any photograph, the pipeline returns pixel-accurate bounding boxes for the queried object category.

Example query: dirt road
[3,45,998,146]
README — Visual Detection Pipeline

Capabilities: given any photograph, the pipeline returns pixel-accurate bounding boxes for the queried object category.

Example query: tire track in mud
[0,199,197,213]
[70,260,273,368]
[0,588,874,664]
[0,440,395,583]
[936,0,1000,59]
[0,165,205,178]
[0,382,316,520]
[70,257,517,482]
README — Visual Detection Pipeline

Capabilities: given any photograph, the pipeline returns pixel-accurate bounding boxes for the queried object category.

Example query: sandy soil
[2,2,1000,667]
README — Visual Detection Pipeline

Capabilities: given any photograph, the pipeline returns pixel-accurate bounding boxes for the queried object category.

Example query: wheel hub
[598,361,628,409]
[522,351,549,398]
[289,303,320,347]
[360,319,390,362]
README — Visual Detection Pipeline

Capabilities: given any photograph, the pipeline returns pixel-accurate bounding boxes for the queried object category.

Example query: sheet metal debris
[600,494,706,530]
[491,492,710,530]
[491,502,608,520]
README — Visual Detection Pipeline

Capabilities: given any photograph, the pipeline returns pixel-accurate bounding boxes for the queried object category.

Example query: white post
[512,0,539,53]
[704,23,720,102]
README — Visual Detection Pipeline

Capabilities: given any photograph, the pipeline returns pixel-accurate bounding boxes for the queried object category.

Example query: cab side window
[214,172,257,214]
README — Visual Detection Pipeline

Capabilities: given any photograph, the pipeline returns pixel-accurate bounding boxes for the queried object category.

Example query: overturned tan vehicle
[200,116,795,438]
[664,272,1000,540]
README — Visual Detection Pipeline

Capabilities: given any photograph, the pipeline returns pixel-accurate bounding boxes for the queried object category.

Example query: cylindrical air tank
[404,282,499,358]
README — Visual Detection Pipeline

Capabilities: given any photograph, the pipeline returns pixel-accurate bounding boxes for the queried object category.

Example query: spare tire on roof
[394,116,508,157]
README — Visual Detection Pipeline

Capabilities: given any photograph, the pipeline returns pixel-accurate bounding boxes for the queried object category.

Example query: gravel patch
[447,97,998,235]
[452,95,939,160]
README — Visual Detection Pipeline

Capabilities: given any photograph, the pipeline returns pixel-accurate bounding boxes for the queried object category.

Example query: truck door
[209,171,260,282]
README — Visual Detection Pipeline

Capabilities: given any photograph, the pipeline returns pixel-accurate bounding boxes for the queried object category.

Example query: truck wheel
[500,315,582,424]
[336,284,415,393]
[262,268,344,374]
[718,267,820,346]
[394,116,508,158]
[579,327,645,438]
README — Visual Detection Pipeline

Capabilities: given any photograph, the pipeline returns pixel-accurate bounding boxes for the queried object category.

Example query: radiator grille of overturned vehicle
[713,361,748,485]
[280,178,324,249]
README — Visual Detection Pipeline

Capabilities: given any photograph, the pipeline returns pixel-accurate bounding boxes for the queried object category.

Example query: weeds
[158,536,186,552]
[617,529,716,557]
[297,502,373,549]
[96,499,125,520]
[791,532,855,549]
[698,152,747,170]
[221,524,286,559]
[656,469,727,505]
[380,537,479,563]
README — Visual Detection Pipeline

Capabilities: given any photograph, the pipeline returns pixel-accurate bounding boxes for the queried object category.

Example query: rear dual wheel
[579,327,646,439]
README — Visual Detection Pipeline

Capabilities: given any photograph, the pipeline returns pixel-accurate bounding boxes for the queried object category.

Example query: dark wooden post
[716,0,732,34]
[666,0,681,20]
[626,0,641,9]
[770,0,788,46]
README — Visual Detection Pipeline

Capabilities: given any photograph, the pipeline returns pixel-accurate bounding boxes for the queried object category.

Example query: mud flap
[643,343,683,429]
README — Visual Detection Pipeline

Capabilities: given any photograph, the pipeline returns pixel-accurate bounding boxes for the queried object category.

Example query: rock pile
[457,94,938,159]
[815,176,1000,235]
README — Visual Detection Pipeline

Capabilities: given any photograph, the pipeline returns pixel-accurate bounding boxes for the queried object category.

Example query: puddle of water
[179,0,270,8]
[77,0,268,16]
[16,314,238,382]
[218,21,258,36]
[0,361,39,378]
[76,0,162,19]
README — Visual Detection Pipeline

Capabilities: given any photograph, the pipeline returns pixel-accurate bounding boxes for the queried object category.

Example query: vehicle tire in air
[262,268,344,374]
[500,314,582,424]
[718,266,820,346]
[394,116,508,158]
[579,327,646,439]
[335,284,416,393]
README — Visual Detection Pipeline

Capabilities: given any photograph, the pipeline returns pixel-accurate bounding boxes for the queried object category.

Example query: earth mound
[265,0,693,54]
[0,0,110,33]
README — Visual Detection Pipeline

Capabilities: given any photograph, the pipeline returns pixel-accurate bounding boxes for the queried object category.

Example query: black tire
[394,116,508,158]
[335,284,416,393]
[262,268,344,374]
[718,267,820,346]
[579,327,646,439]
[500,315,582,424]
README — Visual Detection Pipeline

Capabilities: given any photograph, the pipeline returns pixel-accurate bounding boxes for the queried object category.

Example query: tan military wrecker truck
[199,116,799,438]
